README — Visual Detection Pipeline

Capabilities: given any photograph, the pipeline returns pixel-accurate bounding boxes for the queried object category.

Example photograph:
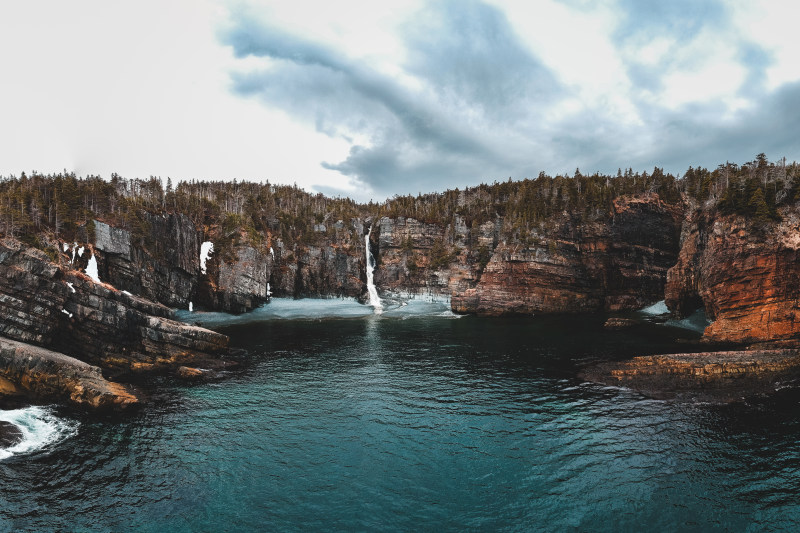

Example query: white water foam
[640,300,669,315]
[0,406,78,461]
[200,242,214,274]
[174,296,461,327]
[365,227,382,314]
[85,254,101,283]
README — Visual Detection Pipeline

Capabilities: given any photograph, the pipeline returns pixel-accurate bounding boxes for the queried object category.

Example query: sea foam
[0,406,78,461]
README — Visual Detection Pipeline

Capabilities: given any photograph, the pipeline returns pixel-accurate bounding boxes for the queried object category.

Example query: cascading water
[365,226,382,314]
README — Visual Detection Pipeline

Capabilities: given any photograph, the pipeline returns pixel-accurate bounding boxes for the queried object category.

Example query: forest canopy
[1,155,796,248]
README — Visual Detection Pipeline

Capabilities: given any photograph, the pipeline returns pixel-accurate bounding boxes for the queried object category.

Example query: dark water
[1,300,800,532]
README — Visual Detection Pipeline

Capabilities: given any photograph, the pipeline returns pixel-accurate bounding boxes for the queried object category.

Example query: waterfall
[365,226,382,313]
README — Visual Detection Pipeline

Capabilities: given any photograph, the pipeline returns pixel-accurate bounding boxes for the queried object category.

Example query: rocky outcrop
[603,318,639,329]
[0,336,139,410]
[451,194,683,315]
[92,214,199,310]
[199,244,273,314]
[0,421,23,447]
[581,349,800,402]
[666,205,800,344]
[0,238,228,375]
[267,221,367,300]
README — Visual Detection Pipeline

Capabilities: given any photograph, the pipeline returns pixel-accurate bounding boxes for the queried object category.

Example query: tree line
[1,155,796,252]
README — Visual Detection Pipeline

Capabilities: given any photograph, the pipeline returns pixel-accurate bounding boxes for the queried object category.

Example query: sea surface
[1,298,799,532]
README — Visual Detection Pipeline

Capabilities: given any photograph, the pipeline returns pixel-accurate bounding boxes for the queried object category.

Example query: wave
[0,406,78,461]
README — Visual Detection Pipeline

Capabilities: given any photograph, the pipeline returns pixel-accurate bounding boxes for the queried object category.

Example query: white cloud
[1,0,799,200]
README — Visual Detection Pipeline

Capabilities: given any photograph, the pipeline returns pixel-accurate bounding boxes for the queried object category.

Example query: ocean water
[1,299,799,532]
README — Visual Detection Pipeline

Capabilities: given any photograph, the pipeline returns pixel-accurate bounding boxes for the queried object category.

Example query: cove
[1,299,799,531]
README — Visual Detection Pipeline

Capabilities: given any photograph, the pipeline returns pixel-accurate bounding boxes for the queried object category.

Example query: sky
[1,0,798,201]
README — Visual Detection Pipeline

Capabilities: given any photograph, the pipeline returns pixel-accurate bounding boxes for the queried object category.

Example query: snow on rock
[66,282,76,293]
[200,242,214,274]
[85,255,101,283]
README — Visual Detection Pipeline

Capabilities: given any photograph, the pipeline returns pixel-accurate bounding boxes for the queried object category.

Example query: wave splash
[0,406,78,461]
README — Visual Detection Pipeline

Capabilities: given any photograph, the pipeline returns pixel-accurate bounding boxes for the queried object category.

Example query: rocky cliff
[665,204,800,344]
[92,214,199,310]
[0,238,228,385]
[449,195,683,315]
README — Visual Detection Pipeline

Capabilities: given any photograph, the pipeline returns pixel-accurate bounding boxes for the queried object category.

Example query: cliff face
[93,214,199,310]
[198,243,273,314]
[0,239,228,376]
[666,205,800,344]
[375,215,477,296]
[450,195,683,315]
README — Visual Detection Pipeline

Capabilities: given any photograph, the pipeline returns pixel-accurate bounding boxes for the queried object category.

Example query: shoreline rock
[0,421,23,447]
[0,336,140,411]
[0,238,229,375]
[580,349,800,403]
[603,317,640,329]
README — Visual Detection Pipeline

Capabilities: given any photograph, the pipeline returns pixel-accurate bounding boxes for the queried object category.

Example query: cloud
[222,0,564,197]
[221,0,800,198]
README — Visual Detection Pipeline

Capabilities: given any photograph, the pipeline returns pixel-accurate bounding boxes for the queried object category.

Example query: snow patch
[200,242,214,274]
[77,246,84,257]
[66,282,75,293]
[60,309,73,318]
[189,301,193,312]
[269,247,274,260]
[62,243,69,252]
[85,255,101,283]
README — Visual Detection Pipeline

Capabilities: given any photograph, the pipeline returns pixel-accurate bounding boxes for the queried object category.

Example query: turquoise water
[1,299,799,532]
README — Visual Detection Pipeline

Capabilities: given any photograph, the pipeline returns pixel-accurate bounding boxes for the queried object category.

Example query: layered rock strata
[0,238,228,377]
[92,214,199,310]
[451,195,683,315]
[666,205,800,344]
[581,349,800,402]
[199,244,273,314]
[0,337,139,410]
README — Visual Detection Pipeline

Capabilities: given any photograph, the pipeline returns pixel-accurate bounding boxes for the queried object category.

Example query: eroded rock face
[0,238,228,375]
[374,216,454,296]
[666,206,800,344]
[199,245,272,314]
[0,336,139,410]
[93,214,199,310]
[451,194,683,315]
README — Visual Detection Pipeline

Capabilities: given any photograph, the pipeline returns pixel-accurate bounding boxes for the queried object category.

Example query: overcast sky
[1,1,798,201]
